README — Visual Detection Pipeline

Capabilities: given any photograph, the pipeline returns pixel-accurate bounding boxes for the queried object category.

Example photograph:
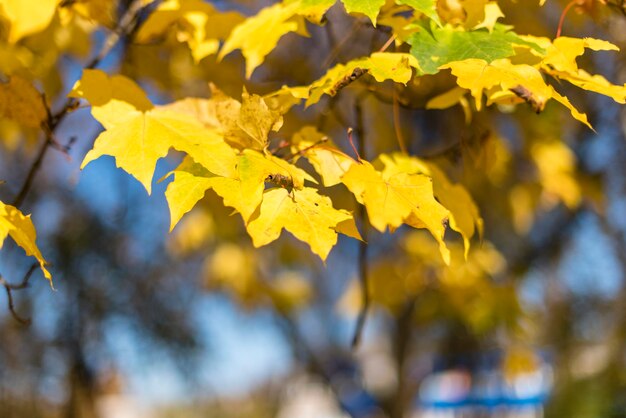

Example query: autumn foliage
[1,0,626,415]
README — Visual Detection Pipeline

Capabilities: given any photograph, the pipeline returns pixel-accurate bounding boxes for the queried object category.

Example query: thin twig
[12,0,154,207]
[378,33,397,53]
[1,282,30,325]
[6,263,38,290]
[7,0,158,324]
[283,137,329,161]
[351,206,369,349]
[12,135,52,207]
[388,298,418,418]
[0,264,38,325]
[322,20,364,68]
[393,90,407,154]
[351,98,370,349]
[382,31,407,153]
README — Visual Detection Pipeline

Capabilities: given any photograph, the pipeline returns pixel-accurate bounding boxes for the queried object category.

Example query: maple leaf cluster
[0,0,625,285]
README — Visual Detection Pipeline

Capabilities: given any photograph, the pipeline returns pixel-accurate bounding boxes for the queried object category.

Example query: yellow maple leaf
[428,170,483,258]
[426,86,472,123]
[290,127,356,187]
[81,109,237,194]
[550,69,626,104]
[462,0,487,28]
[531,140,581,209]
[72,70,238,194]
[135,0,244,63]
[246,187,355,261]
[438,0,501,29]
[442,59,551,111]
[442,58,592,128]
[167,209,214,255]
[548,86,593,129]
[265,52,420,107]
[0,76,47,128]
[164,158,224,230]
[437,0,465,24]
[0,0,58,43]
[165,159,249,230]
[237,149,316,220]
[523,36,625,105]
[341,160,450,263]
[284,0,335,24]
[157,96,223,129]
[379,154,483,259]
[306,52,420,106]
[539,36,619,74]
[219,2,308,78]
[264,85,311,114]
[0,201,51,282]
[69,68,153,125]
[237,89,284,150]
[472,1,503,32]
[161,86,284,150]
[166,149,316,228]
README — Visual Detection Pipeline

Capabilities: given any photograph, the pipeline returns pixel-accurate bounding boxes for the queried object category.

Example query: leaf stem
[347,128,362,161]
[378,33,397,53]
[556,0,582,38]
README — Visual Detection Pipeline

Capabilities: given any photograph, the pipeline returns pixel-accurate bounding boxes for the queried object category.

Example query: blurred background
[1,0,626,417]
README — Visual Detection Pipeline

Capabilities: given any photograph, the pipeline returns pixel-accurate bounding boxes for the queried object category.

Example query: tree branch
[351,98,370,349]
[12,0,156,207]
[278,314,358,418]
[6,0,161,324]
[0,264,38,325]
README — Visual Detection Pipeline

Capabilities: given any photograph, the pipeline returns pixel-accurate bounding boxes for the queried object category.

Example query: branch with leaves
[1,0,625,336]
[0,0,162,323]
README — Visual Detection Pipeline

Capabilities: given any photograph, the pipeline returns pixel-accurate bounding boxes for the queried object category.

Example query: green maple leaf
[341,0,385,24]
[408,23,542,74]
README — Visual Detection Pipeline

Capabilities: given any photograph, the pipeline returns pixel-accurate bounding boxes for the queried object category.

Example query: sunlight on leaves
[341,159,451,263]
[0,202,51,282]
[0,0,58,43]
[246,187,355,261]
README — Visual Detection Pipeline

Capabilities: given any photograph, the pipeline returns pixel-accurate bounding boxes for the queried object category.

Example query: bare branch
[351,98,370,349]
[278,314,358,418]
[0,264,38,325]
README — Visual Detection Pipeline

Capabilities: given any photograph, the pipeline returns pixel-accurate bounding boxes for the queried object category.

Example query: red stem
[556,0,581,38]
